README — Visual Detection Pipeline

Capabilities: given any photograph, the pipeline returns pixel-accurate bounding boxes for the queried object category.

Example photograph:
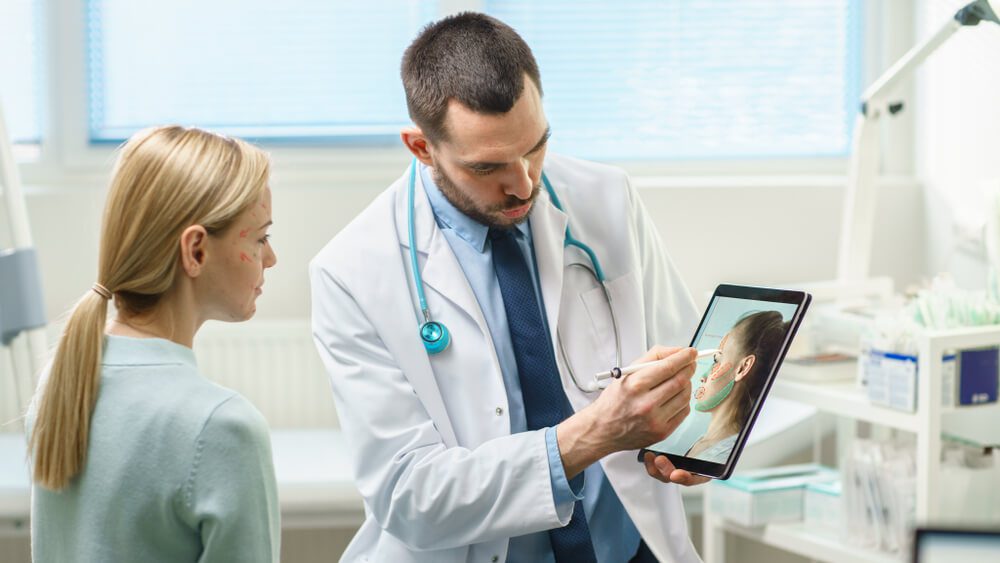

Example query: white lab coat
[310,153,702,563]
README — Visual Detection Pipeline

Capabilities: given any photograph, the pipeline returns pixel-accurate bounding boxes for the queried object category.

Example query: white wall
[21,173,925,324]
[916,0,1000,287]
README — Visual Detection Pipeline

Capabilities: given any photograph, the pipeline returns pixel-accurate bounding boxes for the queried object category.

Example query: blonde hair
[29,125,270,490]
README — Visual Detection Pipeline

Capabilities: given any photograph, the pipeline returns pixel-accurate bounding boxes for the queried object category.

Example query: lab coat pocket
[561,270,643,386]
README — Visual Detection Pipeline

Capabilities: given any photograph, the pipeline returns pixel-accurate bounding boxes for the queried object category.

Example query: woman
[26,126,279,562]
[685,310,788,463]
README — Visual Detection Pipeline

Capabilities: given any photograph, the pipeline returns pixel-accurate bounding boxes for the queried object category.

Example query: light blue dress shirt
[420,165,641,562]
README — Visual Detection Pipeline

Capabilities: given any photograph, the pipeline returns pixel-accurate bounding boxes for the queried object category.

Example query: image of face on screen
[648,297,795,465]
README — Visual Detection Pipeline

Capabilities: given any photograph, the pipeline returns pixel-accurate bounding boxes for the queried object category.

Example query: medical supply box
[862,346,999,412]
[803,479,842,536]
[708,464,838,527]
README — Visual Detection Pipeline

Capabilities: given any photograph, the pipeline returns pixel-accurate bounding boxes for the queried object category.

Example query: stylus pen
[593,349,720,382]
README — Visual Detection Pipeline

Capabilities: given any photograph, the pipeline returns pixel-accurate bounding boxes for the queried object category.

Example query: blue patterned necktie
[489,227,597,563]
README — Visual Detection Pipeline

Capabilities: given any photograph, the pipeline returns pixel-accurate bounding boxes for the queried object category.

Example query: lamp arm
[861,0,998,111]
[861,19,961,113]
[836,0,999,282]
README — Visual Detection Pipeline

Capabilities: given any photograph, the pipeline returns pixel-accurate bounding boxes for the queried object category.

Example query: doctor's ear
[734,355,756,381]
[179,225,209,277]
[400,128,434,166]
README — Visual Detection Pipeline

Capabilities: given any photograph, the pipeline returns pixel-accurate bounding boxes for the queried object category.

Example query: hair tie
[91,283,112,300]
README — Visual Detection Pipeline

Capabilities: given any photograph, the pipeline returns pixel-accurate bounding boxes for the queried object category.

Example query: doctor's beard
[432,166,541,229]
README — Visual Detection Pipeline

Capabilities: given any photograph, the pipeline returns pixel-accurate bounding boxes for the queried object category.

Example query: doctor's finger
[645,361,695,403]
[653,396,691,439]
[643,452,671,483]
[655,377,692,415]
[629,348,696,389]
[632,345,685,365]
[669,469,711,487]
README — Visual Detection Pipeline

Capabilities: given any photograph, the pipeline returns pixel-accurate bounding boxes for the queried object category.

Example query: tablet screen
[647,295,801,466]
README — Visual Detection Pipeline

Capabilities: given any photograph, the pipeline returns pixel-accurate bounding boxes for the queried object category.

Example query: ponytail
[29,289,109,490]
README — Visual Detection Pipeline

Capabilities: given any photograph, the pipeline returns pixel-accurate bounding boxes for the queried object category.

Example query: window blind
[0,0,42,144]
[86,0,861,160]
[487,0,862,160]
[87,0,437,142]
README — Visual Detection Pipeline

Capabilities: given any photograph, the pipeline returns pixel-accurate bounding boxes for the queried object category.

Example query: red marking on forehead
[240,252,251,263]
[239,229,249,238]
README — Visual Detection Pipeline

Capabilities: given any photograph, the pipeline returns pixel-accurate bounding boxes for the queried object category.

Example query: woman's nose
[264,244,277,268]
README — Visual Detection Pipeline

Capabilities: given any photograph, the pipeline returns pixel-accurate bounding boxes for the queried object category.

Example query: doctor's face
[426,77,550,229]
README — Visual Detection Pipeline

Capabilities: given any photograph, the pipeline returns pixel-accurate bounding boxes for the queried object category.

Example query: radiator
[0,319,338,431]
[193,319,338,429]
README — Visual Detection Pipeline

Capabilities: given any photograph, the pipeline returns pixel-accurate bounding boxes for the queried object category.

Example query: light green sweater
[27,335,280,563]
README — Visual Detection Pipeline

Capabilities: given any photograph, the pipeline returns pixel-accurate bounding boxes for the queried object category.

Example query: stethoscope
[407,158,622,393]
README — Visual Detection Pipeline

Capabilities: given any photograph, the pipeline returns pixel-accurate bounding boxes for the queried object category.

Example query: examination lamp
[837,0,1000,282]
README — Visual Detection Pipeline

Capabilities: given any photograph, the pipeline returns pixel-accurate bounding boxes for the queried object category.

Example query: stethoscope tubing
[407,158,622,391]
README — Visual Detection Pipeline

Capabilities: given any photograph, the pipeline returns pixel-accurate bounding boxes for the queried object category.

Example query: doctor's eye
[471,167,497,176]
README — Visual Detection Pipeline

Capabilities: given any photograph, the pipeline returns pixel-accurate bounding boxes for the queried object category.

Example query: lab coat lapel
[395,169,490,333]
[529,189,569,357]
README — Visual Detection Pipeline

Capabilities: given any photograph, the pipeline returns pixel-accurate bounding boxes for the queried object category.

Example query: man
[311,12,707,563]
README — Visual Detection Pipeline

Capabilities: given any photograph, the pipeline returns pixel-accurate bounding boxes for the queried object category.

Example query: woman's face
[200,187,277,322]
[693,330,754,412]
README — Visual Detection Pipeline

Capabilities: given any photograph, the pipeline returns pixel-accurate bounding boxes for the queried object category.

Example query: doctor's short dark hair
[401,12,542,143]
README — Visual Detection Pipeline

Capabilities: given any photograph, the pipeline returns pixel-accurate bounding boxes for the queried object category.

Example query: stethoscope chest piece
[420,321,451,354]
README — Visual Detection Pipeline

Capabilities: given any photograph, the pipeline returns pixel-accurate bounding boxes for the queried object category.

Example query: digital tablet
[639,284,811,479]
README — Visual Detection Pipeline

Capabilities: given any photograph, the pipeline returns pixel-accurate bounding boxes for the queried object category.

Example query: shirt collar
[101,334,198,368]
[419,163,531,253]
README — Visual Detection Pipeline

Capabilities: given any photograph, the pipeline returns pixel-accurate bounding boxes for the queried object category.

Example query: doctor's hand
[641,451,711,486]
[556,346,697,479]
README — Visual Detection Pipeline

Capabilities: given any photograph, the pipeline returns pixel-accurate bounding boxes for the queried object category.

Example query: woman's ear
[734,355,756,382]
[179,225,209,277]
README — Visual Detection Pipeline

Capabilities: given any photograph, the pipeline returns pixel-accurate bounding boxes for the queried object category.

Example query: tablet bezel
[638,284,812,480]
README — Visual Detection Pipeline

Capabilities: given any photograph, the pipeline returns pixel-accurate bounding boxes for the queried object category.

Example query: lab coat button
[495,407,504,416]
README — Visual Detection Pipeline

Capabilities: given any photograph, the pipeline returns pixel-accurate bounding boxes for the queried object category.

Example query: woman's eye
[259,234,271,244]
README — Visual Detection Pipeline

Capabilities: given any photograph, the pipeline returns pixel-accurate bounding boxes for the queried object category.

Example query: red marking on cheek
[709,361,732,380]
[240,252,252,263]
[239,229,249,238]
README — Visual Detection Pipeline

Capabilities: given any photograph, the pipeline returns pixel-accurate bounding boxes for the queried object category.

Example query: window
[0,0,43,144]
[487,0,863,160]
[86,0,437,143]
[67,1,862,163]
